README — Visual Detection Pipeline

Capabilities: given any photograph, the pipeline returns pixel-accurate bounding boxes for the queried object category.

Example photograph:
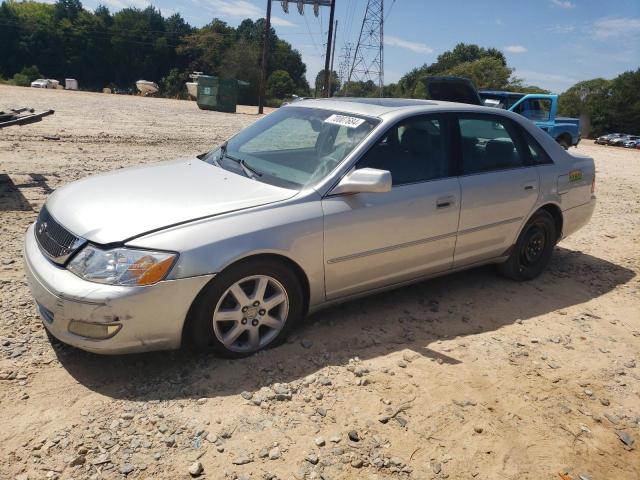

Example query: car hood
[46,159,298,244]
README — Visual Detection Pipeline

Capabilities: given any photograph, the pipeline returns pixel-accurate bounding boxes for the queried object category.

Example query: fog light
[68,321,122,339]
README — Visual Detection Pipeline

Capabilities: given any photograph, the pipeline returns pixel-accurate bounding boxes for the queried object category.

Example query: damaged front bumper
[23,223,213,354]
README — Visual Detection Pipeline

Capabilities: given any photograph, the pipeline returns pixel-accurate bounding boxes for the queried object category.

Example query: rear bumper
[561,197,596,240]
[23,223,213,354]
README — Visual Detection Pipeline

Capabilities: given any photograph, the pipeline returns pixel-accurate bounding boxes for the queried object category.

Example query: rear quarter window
[522,129,553,165]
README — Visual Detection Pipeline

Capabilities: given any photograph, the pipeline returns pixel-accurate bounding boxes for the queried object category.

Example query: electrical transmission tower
[336,42,353,94]
[347,0,384,96]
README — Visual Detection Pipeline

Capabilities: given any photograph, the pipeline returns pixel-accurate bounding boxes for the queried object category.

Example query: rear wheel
[498,211,556,281]
[187,259,303,358]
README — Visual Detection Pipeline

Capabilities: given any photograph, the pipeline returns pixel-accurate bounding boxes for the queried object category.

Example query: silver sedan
[24,98,596,357]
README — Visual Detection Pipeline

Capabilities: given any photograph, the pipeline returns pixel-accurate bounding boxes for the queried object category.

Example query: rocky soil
[0,85,639,479]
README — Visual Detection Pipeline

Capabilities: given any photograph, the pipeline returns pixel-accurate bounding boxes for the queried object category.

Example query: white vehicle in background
[186,72,203,99]
[65,78,78,90]
[136,80,159,96]
[30,79,54,89]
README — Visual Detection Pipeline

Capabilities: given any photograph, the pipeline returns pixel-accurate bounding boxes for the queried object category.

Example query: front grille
[35,206,86,264]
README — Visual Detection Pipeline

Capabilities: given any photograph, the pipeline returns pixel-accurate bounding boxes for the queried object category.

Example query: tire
[186,258,304,358]
[557,137,570,150]
[498,210,556,281]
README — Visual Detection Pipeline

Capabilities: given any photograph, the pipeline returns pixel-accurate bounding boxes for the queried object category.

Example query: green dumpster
[197,76,238,113]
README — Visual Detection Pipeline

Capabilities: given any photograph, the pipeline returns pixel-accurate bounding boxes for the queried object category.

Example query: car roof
[287,97,499,119]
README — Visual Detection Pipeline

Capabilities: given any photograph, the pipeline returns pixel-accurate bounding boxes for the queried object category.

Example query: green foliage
[8,65,43,86]
[54,0,81,21]
[444,57,513,90]
[431,43,507,73]
[558,70,640,137]
[18,65,43,82]
[268,70,295,99]
[11,73,31,87]
[265,98,284,108]
[607,70,640,135]
[339,80,379,97]
[314,70,340,97]
[159,68,188,99]
[0,1,309,104]
[219,39,262,104]
[412,80,427,99]
[397,42,507,97]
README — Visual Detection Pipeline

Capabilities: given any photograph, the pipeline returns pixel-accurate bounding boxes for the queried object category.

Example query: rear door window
[457,116,527,174]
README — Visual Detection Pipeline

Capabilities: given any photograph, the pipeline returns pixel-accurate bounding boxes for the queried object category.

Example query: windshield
[202,106,379,188]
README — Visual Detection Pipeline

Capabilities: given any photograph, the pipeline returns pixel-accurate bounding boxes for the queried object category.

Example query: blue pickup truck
[479,90,580,149]
[422,77,581,149]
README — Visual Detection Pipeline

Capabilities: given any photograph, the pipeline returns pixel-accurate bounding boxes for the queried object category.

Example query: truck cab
[422,77,581,149]
[479,91,580,149]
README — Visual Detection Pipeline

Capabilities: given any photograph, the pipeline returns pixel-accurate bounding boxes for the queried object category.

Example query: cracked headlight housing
[68,246,177,286]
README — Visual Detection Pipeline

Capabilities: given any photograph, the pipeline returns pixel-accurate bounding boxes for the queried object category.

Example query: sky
[74,0,640,93]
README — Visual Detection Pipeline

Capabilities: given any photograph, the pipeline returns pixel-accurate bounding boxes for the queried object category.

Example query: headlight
[67,245,177,286]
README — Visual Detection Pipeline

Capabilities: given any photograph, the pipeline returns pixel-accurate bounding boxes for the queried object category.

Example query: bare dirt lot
[1,84,639,480]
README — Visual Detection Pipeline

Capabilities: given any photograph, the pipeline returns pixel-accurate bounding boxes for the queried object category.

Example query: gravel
[0,86,638,480]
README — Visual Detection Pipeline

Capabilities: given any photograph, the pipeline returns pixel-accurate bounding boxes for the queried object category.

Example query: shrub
[11,73,31,87]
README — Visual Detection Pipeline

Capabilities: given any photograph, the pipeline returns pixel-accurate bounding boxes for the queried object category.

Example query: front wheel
[186,259,303,358]
[498,211,556,281]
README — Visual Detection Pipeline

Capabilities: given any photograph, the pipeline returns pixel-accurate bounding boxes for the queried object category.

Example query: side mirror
[330,168,392,195]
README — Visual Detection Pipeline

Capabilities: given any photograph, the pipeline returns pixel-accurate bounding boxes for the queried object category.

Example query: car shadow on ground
[0,174,33,211]
[51,246,635,401]
[0,173,56,211]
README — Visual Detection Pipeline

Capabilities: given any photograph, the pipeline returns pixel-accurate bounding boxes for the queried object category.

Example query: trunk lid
[420,76,483,105]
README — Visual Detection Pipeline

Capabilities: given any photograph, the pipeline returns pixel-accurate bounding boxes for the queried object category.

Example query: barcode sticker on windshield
[324,114,366,129]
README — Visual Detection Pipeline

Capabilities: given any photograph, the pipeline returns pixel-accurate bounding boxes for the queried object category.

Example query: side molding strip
[457,217,523,236]
[327,231,457,264]
[326,216,522,265]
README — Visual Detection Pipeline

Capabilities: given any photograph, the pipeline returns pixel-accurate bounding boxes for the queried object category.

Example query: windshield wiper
[220,143,263,179]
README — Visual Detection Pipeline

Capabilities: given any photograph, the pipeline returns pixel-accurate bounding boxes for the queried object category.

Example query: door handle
[436,196,455,208]
[523,183,537,191]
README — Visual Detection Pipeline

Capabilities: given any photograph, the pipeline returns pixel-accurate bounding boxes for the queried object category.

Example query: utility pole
[322,0,336,97]
[258,0,272,114]
[271,1,333,100]
[328,19,338,96]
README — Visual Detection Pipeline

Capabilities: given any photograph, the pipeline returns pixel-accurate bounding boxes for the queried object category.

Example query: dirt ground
[0,84,638,480]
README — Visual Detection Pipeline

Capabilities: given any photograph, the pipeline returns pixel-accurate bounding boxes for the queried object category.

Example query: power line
[303,12,323,56]
[385,0,397,21]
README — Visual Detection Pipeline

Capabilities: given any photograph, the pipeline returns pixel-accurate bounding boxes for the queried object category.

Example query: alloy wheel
[212,275,289,353]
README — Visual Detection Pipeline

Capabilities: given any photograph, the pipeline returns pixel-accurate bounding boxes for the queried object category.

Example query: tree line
[0,0,310,104]
[2,2,637,136]
[316,43,551,99]
[557,72,640,137]
[325,42,639,137]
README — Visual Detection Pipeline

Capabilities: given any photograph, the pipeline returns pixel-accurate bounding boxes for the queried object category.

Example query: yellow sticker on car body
[569,170,583,182]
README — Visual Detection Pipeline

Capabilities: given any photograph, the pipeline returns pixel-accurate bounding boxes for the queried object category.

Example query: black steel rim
[521,225,546,266]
